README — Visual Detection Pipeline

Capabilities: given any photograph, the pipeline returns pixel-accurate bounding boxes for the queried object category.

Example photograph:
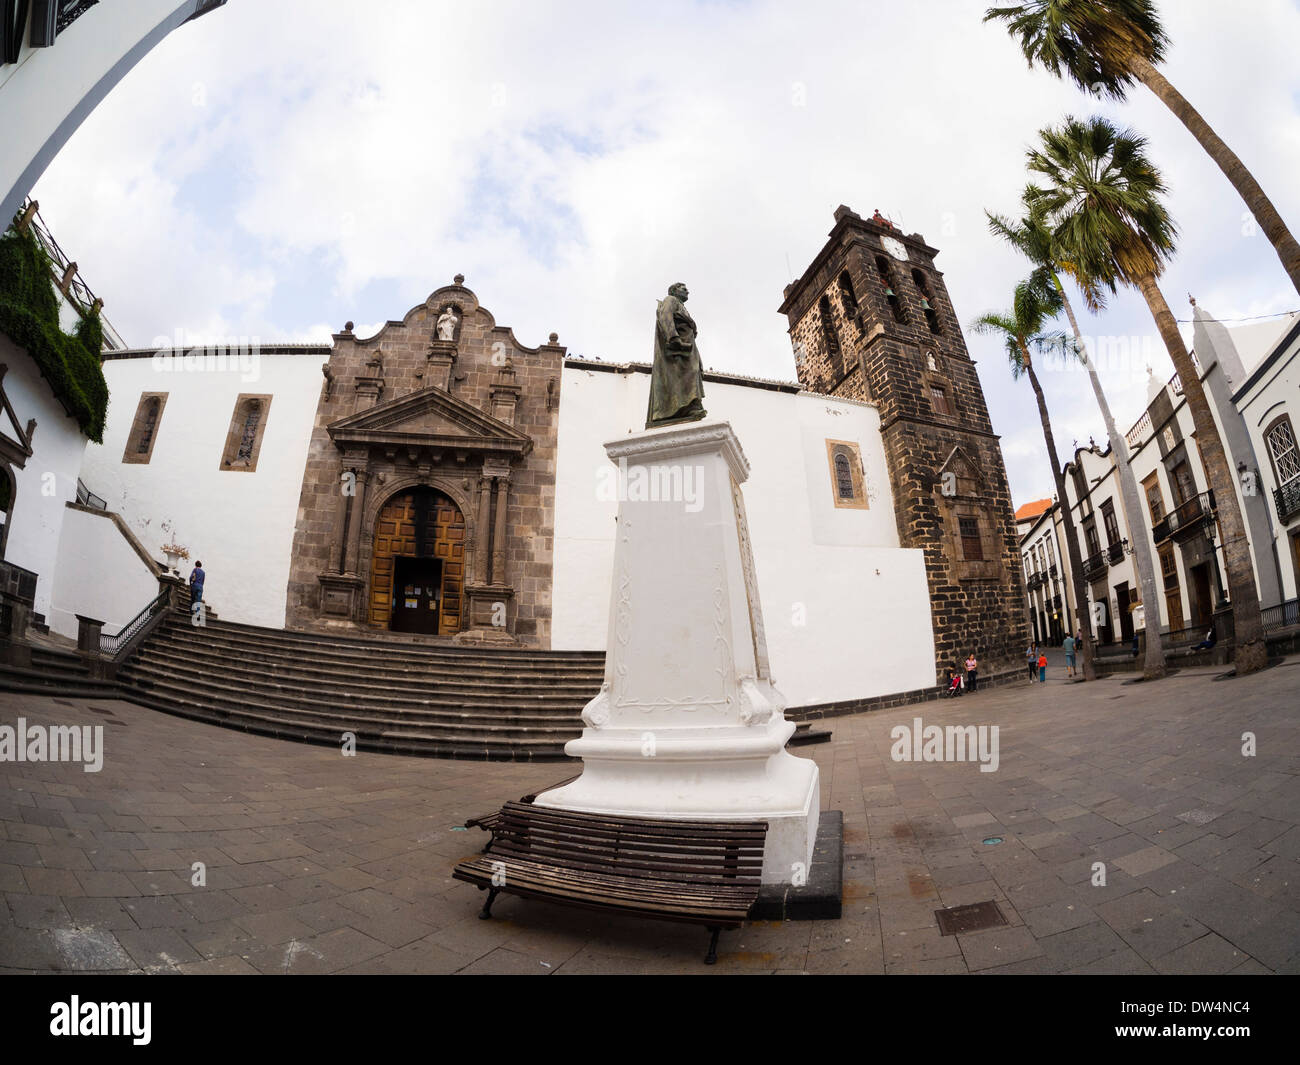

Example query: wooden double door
[368,488,465,635]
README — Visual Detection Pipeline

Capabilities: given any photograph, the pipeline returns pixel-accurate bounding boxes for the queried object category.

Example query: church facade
[79,206,1024,705]
[284,278,565,646]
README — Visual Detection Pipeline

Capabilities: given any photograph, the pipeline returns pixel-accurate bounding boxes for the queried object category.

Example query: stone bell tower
[779,206,1028,680]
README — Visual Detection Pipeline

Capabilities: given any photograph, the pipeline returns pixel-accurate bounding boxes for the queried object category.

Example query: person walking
[965,652,979,693]
[189,560,205,606]
[1037,649,1048,684]
[1026,644,1038,682]
[1063,632,1076,677]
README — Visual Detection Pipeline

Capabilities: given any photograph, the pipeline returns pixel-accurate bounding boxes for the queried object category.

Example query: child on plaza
[1037,650,1048,684]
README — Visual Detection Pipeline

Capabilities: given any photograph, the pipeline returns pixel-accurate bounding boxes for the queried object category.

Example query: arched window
[221,394,273,472]
[236,400,261,462]
[1266,416,1299,488]
[122,392,168,464]
[837,270,860,323]
[137,398,159,454]
[834,453,853,499]
[825,440,867,509]
[818,295,842,377]
[912,269,942,334]
[875,256,905,324]
[1267,415,1300,521]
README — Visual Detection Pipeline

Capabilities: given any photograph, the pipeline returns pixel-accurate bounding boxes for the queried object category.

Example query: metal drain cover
[935,900,1009,936]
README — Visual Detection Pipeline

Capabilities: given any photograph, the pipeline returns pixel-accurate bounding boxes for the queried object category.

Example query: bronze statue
[646,282,706,428]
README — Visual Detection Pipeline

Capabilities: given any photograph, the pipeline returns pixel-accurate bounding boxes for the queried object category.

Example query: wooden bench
[452,802,768,964]
[463,773,581,851]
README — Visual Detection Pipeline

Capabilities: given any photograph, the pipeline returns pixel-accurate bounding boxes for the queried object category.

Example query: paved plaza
[1,657,1297,975]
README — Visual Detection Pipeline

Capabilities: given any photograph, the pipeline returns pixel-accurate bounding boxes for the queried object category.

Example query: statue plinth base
[534,420,819,884]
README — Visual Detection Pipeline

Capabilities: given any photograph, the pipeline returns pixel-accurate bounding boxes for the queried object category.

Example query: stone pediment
[937,445,985,497]
[327,385,531,457]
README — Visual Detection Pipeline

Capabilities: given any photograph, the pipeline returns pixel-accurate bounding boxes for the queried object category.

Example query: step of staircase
[0,647,118,699]
[108,612,601,760]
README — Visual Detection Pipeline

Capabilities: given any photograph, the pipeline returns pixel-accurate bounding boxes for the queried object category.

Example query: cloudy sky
[31,0,1300,507]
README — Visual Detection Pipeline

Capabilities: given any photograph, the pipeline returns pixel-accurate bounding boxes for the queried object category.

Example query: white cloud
[29,0,1300,507]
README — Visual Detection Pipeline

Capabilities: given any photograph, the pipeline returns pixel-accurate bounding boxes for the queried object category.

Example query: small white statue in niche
[926,351,938,372]
[436,305,459,342]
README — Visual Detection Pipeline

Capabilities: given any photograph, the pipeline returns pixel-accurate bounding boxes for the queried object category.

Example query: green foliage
[0,226,109,442]
[1023,115,1177,307]
[971,273,1072,379]
[983,0,1168,100]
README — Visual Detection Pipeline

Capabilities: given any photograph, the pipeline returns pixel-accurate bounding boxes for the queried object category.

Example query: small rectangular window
[930,385,952,416]
[959,516,982,560]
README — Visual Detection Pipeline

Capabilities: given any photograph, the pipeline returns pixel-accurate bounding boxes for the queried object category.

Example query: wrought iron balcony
[1026,571,1044,591]
[1152,491,1215,544]
[1081,550,1108,580]
[1275,479,1300,524]
[1106,541,1125,564]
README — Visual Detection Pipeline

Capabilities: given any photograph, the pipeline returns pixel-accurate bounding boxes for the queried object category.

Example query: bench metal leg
[704,927,721,965]
[479,887,499,920]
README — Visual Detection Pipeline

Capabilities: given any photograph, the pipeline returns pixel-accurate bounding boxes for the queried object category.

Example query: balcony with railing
[1026,571,1045,591]
[1275,479,1300,524]
[1106,541,1125,564]
[1152,491,1215,544]
[1263,598,1299,632]
[1082,550,1108,580]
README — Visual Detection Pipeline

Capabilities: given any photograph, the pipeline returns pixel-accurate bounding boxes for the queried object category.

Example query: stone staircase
[2,605,831,760]
[114,610,605,761]
[0,645,118,700]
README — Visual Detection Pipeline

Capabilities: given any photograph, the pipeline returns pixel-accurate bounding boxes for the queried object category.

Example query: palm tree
[972,273,1099,681]
[984,1,1300,295]
[1024,115,1267,674]
[987,204,1167,680]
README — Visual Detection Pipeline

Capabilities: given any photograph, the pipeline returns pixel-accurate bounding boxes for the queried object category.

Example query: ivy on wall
[0,225,109,443]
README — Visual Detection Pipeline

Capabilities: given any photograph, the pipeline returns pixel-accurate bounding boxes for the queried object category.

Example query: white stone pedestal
[534,420,819,884]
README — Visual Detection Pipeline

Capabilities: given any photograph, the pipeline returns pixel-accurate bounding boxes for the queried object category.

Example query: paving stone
[956,925,1043,971]
[1153,933,1251,974]
[2,672,1298,975]
[64,897,137,931]
[115,927,204,970]
[1113,846,1180,878]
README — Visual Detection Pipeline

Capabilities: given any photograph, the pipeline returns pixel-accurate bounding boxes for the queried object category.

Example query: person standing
[189,560,205,605]
[1026,644,1038,682]
[1037,649,1048,684]
[965,652,978,693]
[1063,632,1076,677]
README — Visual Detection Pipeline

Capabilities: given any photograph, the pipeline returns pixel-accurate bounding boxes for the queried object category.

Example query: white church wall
[48,507,160,639]
[552,363,936,705]
[0,337,88,623]
[79,349,327,629]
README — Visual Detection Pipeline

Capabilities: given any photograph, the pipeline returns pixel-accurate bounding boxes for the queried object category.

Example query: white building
[1022,304,1300,645]
[79,336,938,709]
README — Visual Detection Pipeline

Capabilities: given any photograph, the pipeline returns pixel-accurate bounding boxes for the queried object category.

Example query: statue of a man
[646,282,706,428]
[436,305,459,342]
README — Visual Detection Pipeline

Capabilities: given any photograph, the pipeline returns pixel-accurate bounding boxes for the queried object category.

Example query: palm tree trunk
[1055,279,1167,680]
[1134,272,1268,674]
[1130,55,1300,297]
[1020,343,1096,681]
